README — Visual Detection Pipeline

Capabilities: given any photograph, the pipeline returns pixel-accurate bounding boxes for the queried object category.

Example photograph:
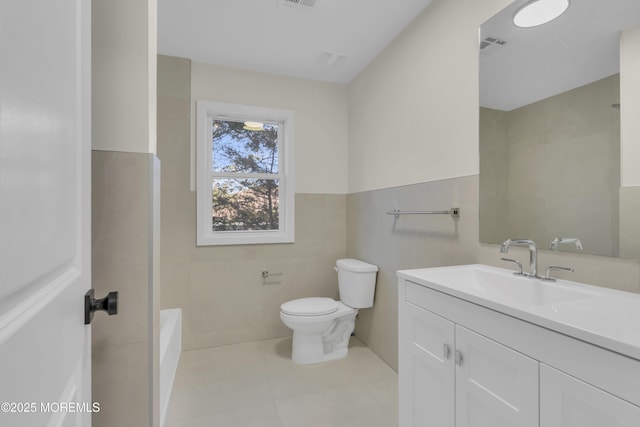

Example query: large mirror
[479,0,640,258]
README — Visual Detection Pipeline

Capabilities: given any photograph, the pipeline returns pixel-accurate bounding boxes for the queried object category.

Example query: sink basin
[400,264,601,310]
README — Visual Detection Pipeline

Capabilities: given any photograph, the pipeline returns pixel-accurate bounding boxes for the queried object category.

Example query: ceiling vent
[319,50,347,67]
[480,37,507,50]
[278,0,318,10]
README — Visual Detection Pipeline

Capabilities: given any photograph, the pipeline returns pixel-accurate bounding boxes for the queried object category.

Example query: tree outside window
[211,120,280,231]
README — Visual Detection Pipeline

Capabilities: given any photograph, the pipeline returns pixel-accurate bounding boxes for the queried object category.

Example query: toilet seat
[281,297,338,316]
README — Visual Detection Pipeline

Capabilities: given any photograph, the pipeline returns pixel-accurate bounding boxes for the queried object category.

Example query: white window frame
[196,100,295,246]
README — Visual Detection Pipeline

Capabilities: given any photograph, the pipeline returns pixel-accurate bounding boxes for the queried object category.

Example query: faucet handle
[501,258,524,276]
[542,266,574,282]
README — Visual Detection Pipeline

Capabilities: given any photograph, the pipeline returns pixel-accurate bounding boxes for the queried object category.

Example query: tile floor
[166,336,399,427]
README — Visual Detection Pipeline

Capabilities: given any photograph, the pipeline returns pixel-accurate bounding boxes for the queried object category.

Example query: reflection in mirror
[479,0,640,259]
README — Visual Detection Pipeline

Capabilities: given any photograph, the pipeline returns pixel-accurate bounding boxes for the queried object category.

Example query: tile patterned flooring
[166,336,399,427]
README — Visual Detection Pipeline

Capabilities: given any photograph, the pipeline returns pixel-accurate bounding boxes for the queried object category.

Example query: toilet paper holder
[261,270,283,279]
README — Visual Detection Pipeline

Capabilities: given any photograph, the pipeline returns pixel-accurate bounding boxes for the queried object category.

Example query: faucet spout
[499,239,513,253]
[499,239,538,277]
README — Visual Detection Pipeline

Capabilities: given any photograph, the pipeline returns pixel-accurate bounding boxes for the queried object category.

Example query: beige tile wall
[347,176,480,370]
[158,55,347,350]
[91,150,159,427]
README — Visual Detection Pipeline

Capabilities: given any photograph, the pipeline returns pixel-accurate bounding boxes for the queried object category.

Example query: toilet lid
[281,297,339,316]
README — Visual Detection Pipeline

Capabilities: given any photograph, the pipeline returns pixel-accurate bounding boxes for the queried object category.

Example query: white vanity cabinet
[398,274,640,427]
[399,296,538,427]
[455,325,538,427]
[398,301,454,426]
[540,365,640,427]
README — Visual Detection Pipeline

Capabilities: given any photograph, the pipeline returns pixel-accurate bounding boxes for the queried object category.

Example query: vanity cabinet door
[455,326,539,427]
[540,364,640,427]
[399,301,455,427]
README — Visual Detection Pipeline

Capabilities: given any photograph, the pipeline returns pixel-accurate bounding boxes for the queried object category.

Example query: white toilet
[280,258,378,364]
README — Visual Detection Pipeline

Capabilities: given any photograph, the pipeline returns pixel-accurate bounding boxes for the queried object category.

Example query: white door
[398,302,455,427]
[540,364,640,427]
[0,0,92,426]
[455,326,538,427]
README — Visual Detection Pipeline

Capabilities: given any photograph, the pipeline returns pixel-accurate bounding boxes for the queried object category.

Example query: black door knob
[84,289,118,324]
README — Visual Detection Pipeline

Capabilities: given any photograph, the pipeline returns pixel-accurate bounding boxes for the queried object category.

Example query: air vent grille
[480,37,507,50]
[320,50,347,67]
[279,0,318,9]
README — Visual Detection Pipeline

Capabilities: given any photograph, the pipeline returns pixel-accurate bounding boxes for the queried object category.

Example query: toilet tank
[336,258,378,308]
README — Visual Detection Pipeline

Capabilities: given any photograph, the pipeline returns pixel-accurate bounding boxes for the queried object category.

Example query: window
[196,101,295,245]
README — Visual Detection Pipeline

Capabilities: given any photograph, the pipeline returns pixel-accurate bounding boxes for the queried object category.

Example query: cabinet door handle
[443,344,452,360]
[455,350,463,367]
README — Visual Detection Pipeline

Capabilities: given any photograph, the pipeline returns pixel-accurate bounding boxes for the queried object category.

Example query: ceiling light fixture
[243,121,264,131]
[513,0,570,28]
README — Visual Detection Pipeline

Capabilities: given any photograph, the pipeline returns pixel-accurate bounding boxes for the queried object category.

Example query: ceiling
[158,0,433,84]
[480,0,640,111]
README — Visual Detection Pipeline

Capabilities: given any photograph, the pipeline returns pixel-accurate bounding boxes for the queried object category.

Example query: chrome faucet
[500,239,538,277]
[549,237,583,251]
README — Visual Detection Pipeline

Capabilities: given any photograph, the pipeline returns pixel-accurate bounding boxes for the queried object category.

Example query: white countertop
[398,264,640,361]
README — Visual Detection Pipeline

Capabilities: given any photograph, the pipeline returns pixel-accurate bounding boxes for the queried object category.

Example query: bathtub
[160,308,181,427]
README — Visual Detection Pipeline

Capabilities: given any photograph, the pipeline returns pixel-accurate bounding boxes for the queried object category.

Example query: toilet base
[290,332,327,364]
[289,309,357,365]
